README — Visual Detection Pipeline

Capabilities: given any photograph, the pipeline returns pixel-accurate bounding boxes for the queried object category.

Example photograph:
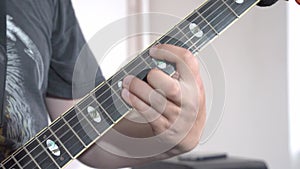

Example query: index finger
[149,44,199,80]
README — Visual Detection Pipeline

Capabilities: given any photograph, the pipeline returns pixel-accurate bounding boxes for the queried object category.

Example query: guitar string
[3,1,249,168]
[6,1,241,168]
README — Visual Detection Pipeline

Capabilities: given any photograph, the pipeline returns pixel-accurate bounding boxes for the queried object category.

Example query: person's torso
[1,0,55,160]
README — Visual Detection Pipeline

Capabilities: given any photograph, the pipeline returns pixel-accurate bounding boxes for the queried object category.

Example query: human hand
[121,44,206,156]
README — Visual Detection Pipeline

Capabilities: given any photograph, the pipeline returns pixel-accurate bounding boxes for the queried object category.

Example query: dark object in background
[257,0,279,7]
[133,157,268,169]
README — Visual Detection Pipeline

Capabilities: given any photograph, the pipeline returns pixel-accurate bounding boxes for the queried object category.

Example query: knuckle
[152,94,167,109]
[129,94,139,107]
[168,81,181,98]
[148,68,160,79]
[170,106,181,117]
[181,49,193,62]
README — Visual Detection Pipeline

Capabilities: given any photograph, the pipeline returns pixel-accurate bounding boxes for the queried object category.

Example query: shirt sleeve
[47,0,105,99]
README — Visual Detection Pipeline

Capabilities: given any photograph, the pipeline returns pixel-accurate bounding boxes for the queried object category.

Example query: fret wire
[176,27,198,51]
[159,0,219,47]
[23,146,42,169]
[92,61,150,113]
[74,105,102,136]
[20,117,86,168]
[35,119,86,167]
[23,127,74,169]
[68,110,97,141]
[157,1,221,51]
[12,129,56,169]
[35,139,61,169]
[221,0,239,17]
[196,10,219,35]
[63,100,114,144]
[48,127,74,159]
[224,0,259,16]
[77,94,115,127]
[11,155,22,168]
[78,101,114,134]
[88,93,115,124]
[189,28,216,53]
[58,92,117,145]
[91,92,121,123]
[198,0,230,32]
[163,0,242,51]
[50,117,88,153]
[8,147,38,169]
[61,116,87,147]
[106,81,131,110]
[139,54,152,69]
[188,1,255,53]
[161,26,196,52]
[203,0,238,32]
[2,158,17,169]
[183,2,242,53]
[63,107,101,145]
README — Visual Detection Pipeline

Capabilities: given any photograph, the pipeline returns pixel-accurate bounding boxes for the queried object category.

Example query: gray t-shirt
[1,0,104,161]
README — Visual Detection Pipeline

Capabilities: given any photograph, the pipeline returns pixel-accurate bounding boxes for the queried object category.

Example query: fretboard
[1,0,259,168]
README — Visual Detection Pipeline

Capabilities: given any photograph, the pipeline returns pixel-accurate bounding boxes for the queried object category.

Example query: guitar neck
[1,0,259,168]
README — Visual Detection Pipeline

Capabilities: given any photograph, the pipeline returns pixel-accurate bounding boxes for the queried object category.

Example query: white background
[68,1,299,169]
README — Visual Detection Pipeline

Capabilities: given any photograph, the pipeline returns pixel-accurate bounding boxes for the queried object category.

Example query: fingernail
[121,88,130,100]
[122,75,133,88]
[150,45,159,55]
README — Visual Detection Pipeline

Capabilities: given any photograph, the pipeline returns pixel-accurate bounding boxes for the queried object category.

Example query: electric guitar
[0,0,278,168]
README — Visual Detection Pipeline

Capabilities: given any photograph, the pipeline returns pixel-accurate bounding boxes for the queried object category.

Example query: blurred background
[67,0,299,169]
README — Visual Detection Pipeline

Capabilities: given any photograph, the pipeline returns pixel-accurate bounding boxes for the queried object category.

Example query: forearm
[78,115,176,168]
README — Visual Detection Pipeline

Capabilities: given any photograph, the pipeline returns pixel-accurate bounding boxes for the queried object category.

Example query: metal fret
[50,118,86,157]
[36,139,61,169]
[184,13,217,50]
[198,0,238,33]
[93,82,129,122]
[107,70,127,95]
[221,0,240,17]
[22,147,41,169]
[223,0,259,16]
[12,156,22,168]
[2,157,18,169]
[25,139,59,169]
[76,95,114,135]
[124,56,151,76]
[139,51,157,68]
[36,129,72,168]
[196,11,219,35]
[48,127,74,159]
[61,117,87,147]
[64,108,98,146]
